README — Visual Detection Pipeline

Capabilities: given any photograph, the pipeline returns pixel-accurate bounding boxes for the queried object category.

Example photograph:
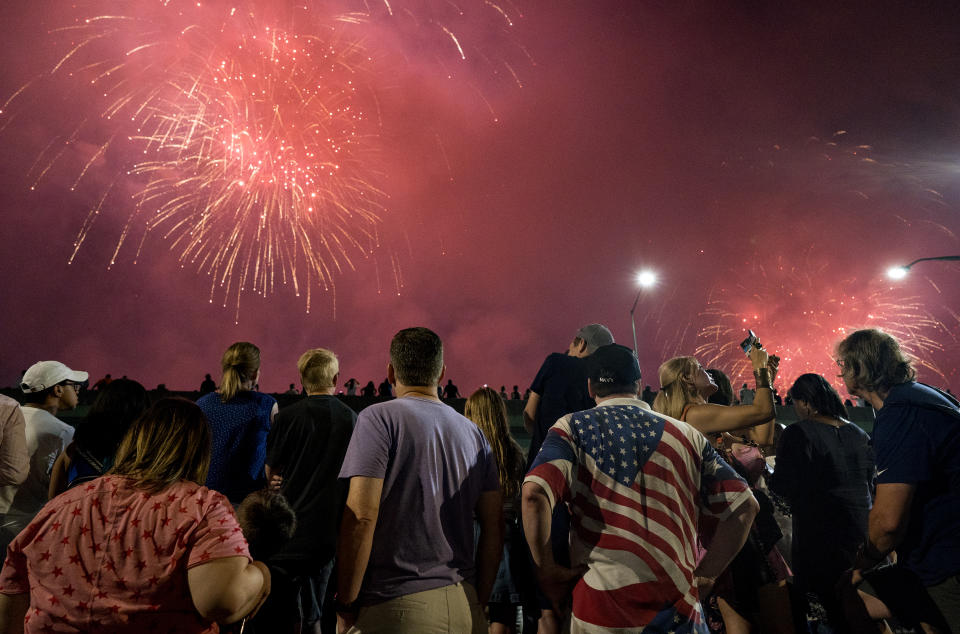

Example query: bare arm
[0,593,28,634]
[336,476,384,604]
[48,451,71,500]
[522,392,540,436]
[474,490,504,604]
[0,407,28,488]
[694,496,759,594]
[187,557,270,624]
[868,483,915,556]
[269,402,279,424]
[521,482,585,614]
[684,393,775,435]
[688,347,779,435]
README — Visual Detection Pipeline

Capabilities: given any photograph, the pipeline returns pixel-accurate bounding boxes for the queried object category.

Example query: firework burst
[5,1,389,318]
[2,0,528,318]
[695,251,955,395]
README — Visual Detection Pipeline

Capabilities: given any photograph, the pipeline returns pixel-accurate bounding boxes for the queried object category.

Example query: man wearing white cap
[0,361,86,545]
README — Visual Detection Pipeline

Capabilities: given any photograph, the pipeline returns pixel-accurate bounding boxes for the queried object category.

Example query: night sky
[2,1,958,396]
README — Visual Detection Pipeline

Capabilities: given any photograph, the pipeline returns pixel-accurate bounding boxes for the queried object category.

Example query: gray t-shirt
[338,395,499,605]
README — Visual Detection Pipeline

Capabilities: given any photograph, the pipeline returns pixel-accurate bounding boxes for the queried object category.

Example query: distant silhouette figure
[523,388,531,400]
[377,378,393,399]
[510,385,521,400]
[641,385,655,406]
[361,381,376,398]
[499,385,508,399]
[344,378,359,396]
[199,373,216,395]
[92,374,113,392]
[285,383,298,395]
[442,379,460,400]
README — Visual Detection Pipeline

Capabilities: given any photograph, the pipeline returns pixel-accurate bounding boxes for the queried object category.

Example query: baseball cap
[586,344,642,385]
[20,361,89,393]
[574,324,615,354]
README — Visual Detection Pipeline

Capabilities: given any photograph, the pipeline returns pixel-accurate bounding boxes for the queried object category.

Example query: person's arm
[0,593,28,634]
[473,490,504,604]
[0,407,28,488]
[694,496,759,596]
[48,451,71,500]
[745,420,775,447]
[522,392,540,435]
[767,425,808,500]
[335,476,383,630]
[187,557,270,624]
[269,402,279,424]
[867,483,915,558]
[684,396,775,435]
[521,481,585,615]
[686,348,778,434]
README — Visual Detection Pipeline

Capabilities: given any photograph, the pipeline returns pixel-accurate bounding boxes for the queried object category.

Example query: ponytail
[220,342,261,402]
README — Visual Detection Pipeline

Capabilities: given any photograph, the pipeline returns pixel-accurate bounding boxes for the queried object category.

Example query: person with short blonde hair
[264,347,357,632]
[298,348,339,393]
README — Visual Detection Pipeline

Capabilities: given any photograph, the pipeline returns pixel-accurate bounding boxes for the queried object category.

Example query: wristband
[753,368,772,389]
[333,593,359,615]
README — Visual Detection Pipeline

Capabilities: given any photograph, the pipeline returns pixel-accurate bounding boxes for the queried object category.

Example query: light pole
[887,255,960,280]
[630,270,657,358]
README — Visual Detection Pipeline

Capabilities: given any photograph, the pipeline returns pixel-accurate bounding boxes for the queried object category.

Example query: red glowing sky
[1,1,958,396]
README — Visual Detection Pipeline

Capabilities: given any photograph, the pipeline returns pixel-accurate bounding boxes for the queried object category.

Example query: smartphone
[740,330,758,355]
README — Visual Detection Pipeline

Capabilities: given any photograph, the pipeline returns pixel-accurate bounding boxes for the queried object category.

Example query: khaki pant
[347,581,485,634]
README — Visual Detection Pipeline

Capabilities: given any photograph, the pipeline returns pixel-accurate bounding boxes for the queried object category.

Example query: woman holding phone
[653,338,794,634]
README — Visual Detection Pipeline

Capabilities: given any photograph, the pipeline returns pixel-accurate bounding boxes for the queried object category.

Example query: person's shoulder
[195,392,218,408]
[881,382,958,419]
[252,391,277,405]
[0,394,19,409]
[327,395,358,416]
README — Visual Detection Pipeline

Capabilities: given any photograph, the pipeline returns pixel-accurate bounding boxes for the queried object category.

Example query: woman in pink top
[0,398,270,633]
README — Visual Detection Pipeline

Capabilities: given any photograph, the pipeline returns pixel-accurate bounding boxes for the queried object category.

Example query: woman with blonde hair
[465,387,528,634]
[0,398,270,632]
[197,342,278,504]
[653,345,795,634]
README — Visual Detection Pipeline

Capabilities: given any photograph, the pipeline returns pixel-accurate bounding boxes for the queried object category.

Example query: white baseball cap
[20,361,89,393]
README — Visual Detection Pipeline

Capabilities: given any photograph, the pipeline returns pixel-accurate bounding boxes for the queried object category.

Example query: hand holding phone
[740,330,759,355]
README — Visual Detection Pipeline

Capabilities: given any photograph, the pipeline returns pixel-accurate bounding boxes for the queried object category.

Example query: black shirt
[265,395,357,570]
[526,353,593,466]
[769,419,874,588]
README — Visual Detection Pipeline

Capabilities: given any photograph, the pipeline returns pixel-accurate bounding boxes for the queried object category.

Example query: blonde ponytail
[220,342,261,402]
[651,356,700,420]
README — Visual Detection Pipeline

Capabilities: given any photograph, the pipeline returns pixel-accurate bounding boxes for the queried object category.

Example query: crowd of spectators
[0,324,956,633]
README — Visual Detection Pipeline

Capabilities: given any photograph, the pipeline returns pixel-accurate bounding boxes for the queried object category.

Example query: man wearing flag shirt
[522,344,758,632]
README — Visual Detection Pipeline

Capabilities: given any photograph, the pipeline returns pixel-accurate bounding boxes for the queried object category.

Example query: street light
[887,255,960,280]
[630,270,657,358]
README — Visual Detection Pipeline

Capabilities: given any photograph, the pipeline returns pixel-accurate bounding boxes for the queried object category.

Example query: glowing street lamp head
[887,266,909,280]
[636,270,657,288]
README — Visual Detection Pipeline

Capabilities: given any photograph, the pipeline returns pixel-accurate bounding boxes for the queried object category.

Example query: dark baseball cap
[586,344,642,385]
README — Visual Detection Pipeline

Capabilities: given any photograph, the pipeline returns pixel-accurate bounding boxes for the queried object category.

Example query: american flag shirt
[525,398,752,633]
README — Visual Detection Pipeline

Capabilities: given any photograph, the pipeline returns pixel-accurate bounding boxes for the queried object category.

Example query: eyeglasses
[63,381,84,392]
[835,358,846,369]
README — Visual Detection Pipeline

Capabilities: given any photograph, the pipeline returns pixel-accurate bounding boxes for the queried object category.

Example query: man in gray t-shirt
[335,327,503,634]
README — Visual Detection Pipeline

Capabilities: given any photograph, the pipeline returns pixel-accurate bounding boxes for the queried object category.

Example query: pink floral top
[0,475,250,633]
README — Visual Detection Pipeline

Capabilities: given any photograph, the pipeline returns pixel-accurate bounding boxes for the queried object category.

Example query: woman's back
[0,475,249,633]
[197,391,276,503]
[770,420,873,583]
